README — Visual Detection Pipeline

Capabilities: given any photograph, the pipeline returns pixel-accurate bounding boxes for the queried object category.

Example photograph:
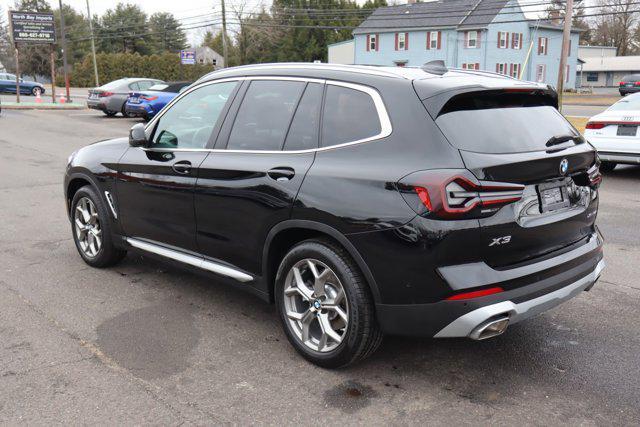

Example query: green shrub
[63,52,216,87]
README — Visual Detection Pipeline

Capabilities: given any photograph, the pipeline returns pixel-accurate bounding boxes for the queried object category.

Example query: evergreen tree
[94,3,150,55]
[0,6,16,72]
[149,12,187,53]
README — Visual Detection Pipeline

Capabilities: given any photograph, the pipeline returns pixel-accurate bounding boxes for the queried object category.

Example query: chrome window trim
[142,76,392,155]
[126,237,253,283]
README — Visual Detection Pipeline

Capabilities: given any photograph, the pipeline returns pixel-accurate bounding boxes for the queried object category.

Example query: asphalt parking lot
[1,108,639,424]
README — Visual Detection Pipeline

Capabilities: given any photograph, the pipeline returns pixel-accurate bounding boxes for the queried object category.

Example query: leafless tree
[591,0,639,55]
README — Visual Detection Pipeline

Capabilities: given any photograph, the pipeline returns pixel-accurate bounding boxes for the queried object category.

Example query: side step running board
[126,237,253,283]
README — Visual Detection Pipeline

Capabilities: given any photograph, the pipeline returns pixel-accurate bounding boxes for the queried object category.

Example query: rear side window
[435,91,579,154]
[227,80,305,151]
[321,85,381,147]
[283,83,323,151]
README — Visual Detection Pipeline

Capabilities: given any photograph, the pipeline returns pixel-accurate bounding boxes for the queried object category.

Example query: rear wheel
[275,239,382,368]
[121,104,133,118]
[600,161,617,173]
[104,110,117,117]
[31,87,41,96]
[71,186,126,268]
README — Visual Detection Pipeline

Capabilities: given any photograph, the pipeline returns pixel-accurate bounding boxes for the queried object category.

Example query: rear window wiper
[546,134,582,147]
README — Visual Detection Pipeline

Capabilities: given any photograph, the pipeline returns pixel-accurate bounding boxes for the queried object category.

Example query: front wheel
[275,239,383,368]
[71,186,126,267]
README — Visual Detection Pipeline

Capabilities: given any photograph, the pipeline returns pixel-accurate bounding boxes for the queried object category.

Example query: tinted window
[137,80,155,90]
[436,96,580,154]
[227,80,305,151]
[283,83,323,151]
[321,85,381,147]
[151,81,236,149]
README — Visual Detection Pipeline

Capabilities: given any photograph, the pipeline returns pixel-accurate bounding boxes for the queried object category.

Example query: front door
[195,79,323,278]
[116,80,239,251]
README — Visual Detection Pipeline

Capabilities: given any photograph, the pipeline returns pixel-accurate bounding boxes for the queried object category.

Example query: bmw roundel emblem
[559,158,569,176]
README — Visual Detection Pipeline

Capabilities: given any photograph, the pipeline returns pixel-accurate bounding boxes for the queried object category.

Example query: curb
[1,103,86,110]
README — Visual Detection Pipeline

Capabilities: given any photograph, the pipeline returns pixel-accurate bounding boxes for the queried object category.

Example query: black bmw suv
[65,63,604,367]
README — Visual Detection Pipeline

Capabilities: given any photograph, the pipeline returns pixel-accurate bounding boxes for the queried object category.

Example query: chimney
[549,9,562,25]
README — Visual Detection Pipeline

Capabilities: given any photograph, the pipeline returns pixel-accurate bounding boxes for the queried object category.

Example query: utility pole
[86,0,99,87]
[58,0,71,102]
[220,0,228,68]
[557,0,574,112]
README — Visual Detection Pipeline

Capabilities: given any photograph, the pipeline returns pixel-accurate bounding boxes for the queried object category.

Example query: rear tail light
[619,81,625,86]
[99,91,113,97]
[141,95,158,101]
[446,286,504,301]
[398,169,525,219]
[635,82,640,86]
[585,122,606,130]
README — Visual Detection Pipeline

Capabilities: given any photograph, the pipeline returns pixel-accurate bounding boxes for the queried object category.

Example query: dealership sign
[180,50,196,65]
[10,11,56,43]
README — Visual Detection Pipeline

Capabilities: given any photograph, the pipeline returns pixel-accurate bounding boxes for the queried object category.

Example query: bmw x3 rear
[64,63,604,368]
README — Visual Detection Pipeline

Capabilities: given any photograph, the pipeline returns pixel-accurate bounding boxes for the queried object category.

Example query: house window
[538,37,548,55]
[428,31,440,50]
[396,32,408,50]
[586,72,598,82]
[466,31,478,48]
[367,34,379,52]
[498,31,508,49]
[462,63,480,70]
[536,64,546,83]
[496,63,507,75]
[510,63,521,78]
[512,33,522,49]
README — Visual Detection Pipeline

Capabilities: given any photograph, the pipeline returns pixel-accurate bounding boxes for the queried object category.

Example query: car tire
[70,186,126,268]
[275,238,383,368]
[104,110,117,117]
[31,87,41,96]
[121,104,134,118]
[600,161,617,173]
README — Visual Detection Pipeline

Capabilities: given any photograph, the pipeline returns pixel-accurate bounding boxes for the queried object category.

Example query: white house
[195,46,225,69]
[328,39,355,64]
[577,46,640,87]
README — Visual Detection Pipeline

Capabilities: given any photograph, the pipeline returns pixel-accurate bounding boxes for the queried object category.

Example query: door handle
[267,167,295,182]
[172,160,192,174]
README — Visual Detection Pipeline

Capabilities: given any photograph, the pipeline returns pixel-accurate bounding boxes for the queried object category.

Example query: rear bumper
[124,104,153,119]
[376,231,604,338]
[619,87,640,94]
[598,151,640,164]
[87,99,107,111]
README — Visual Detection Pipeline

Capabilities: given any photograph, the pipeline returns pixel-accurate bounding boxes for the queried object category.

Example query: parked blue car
[124,81,192,120]
[0,72,46,96]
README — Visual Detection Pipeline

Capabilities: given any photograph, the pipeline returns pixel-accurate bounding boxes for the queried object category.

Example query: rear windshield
[434,92,579,154]
[621,75,640,82]
[608,95,640,111]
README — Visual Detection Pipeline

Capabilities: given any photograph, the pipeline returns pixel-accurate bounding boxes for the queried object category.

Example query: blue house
[351,0,581,89]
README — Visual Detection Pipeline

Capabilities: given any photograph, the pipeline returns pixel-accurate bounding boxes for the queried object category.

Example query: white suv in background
[585,93,640,171]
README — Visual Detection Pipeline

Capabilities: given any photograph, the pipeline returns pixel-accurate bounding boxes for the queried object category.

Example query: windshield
[436,105,579,154]
[608,95,640,111]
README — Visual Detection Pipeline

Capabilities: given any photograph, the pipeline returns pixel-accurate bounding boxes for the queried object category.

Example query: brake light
[585,122,606,130]
[446,286,504,301]
[619,81,625,86]
[398,169,525,219]
[635,82,640,86]
[141,95,158,101]
[99,91,113,97]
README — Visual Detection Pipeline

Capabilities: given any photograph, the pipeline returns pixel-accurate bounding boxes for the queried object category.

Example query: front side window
[467,31,478,48]
[322,84,381,147]
[151,81,237,149]
[227,80,305,151]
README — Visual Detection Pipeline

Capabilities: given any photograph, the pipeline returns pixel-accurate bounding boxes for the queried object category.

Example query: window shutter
[519,33,523,49]
[462,63,467,69]
[509,63,513,76]
[395,33,399,51]
[405,33,409,50]
[511,32,515,48]
[437,31,442,49]
[426,32,431,50]
[496,63,499,73]
[376,34,379,51]
[366,35,370,52]
[537,37,541,54]
[569,39,572,55]
[475,62,480,70]
[505,32,509,48]
[497,31,501,48]
[477,31,481,48]
[545,38,548,55]
[464,31,469,48]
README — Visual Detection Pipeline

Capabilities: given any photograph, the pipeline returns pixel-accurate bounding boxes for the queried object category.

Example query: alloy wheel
[283,259,349,353]
[74,197,102,258]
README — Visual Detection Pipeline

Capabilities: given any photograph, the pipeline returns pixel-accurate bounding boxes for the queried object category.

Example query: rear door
[195,78,322,276]
[433,89,599,267]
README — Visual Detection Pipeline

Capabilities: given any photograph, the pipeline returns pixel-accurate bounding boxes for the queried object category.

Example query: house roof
[353,0,509,34]
[580,56,640,72]
[528,20,583,33]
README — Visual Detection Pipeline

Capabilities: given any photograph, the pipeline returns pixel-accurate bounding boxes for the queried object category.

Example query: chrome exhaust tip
[469,315,510,340]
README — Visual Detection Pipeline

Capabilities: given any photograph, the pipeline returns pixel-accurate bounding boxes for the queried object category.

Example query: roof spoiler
[421,60,448,76]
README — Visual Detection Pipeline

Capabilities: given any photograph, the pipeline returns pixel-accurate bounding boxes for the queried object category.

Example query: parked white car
[585,93,640,171]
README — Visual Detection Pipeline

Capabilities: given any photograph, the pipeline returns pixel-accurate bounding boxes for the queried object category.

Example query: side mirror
[129,123,148,147]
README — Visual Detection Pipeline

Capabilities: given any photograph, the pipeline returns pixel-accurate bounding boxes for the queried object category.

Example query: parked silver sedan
[87,78,164,117]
